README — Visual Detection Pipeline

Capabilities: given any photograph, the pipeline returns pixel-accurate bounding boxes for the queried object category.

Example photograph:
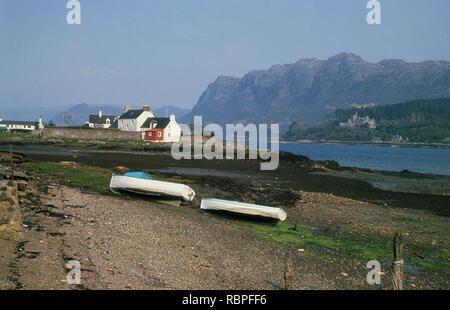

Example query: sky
[0,0,449,112]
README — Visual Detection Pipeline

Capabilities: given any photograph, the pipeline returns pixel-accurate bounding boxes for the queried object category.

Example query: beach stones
[17,181,27,192]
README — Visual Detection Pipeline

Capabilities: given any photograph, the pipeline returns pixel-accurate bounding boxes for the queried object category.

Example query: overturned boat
[110,171,195,202]
[200,198,287,221]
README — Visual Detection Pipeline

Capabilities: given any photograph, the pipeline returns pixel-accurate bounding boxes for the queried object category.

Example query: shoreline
[3,143,450,216]
[1,153,449,289]
[2,142,450,177]
[280,140,450,149]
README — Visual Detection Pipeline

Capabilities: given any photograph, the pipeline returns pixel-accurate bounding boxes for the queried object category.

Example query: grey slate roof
[141,117,171,129]
[89,114,117,124]
[120,109,145,120]
[110,118,118,129]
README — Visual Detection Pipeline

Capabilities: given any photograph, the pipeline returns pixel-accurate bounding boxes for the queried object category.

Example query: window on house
[158,131,162,137]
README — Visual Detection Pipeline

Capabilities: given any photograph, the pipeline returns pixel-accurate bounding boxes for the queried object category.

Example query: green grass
[20,162,113,195]
[394,216,450,233]
[237,221,450,272]
[239,221,391,260]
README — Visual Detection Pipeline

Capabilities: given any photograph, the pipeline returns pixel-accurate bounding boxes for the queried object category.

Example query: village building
[87,110,119,129]
[142,112,181,143]
[0,116,44,131]
[117,105,156,132]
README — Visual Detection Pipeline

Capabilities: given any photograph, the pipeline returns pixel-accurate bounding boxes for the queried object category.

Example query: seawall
[33,128,142,140]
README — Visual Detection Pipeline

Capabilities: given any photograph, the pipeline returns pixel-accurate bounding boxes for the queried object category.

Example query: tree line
[285,98,450,143]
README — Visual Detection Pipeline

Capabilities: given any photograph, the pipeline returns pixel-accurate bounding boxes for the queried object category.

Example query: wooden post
[392,231,403,290]
[9,144,14,182]
[284,255,293,290]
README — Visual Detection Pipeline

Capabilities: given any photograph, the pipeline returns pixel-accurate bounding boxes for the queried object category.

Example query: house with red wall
[142,112,181,143]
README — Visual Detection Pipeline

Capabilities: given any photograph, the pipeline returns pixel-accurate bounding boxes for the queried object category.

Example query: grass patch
[394,216,450,233]
[239,221,391,261]
[21,162,113,195]
[238,221,450,272]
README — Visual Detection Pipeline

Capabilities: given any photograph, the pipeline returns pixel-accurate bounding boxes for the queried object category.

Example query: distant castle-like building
[339,112,376,129]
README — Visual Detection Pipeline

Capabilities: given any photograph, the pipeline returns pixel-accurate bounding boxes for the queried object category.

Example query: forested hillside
[334,98,450,123]
[285,98,450,143]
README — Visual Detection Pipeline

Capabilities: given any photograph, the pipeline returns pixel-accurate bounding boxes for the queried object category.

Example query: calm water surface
[279,143,450,176]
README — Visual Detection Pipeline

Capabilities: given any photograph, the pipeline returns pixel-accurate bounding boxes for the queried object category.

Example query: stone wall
[34,128,143,140]
[0,178,22,241]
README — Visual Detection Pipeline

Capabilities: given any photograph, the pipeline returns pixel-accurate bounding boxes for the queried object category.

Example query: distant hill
[48,104,191,126]
[0,106,64,123]
[151,105,191,119]
[285,98,450,143]
[49,103,124,126]
[183,53,450,131]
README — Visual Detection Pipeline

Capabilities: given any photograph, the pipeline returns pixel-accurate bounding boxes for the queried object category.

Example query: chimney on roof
[39,115,44,129]
[125,105,131,112]
[143,104,150,112]
[170,112,175,121]
[99,110,102,118]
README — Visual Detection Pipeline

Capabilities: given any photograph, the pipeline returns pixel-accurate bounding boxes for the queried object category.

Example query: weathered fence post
[9,144,14,181]
[284,255,293,290]
[392,231,403,290]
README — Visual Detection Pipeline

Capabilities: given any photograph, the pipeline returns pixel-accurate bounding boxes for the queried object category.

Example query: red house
[142,114,181,143]
[142,117,175,142]
[145,128,164,142]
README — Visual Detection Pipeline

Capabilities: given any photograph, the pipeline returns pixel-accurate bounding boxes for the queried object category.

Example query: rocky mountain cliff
[183,53,450,130]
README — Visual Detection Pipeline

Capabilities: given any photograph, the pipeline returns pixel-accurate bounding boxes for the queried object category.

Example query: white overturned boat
[200,198,287,221]
[110,172,195,202]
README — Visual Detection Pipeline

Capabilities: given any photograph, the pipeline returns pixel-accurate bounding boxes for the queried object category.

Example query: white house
[0,116,44,131]
[142,112,182,143]
[87,110,119,129]
[117,105,156,131]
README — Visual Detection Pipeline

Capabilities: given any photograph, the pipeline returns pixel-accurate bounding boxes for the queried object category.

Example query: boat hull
[110,174,195,202]
[200,198,287,221]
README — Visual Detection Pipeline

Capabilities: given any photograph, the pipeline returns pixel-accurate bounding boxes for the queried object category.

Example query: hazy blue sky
[1,0,449,111]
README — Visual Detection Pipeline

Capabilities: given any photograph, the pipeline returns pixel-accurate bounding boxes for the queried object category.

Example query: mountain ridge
[47,104,191,126]
[183,53,450,131]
